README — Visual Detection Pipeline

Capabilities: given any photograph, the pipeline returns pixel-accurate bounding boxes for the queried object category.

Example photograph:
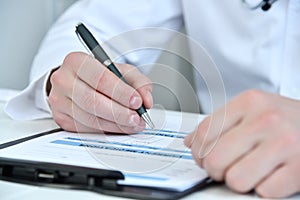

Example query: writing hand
[48,52,153,133]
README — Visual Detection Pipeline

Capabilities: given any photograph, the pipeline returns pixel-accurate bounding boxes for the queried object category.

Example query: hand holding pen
[75,23,155,129]
[47,24,154,133]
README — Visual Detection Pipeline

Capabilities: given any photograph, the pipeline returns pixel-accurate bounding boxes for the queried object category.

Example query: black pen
[75,23,155,129]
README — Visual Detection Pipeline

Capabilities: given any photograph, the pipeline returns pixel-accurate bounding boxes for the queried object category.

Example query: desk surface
[0,100,298,200]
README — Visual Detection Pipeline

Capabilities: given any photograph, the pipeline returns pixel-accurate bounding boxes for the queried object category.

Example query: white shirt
[5,0,300,119]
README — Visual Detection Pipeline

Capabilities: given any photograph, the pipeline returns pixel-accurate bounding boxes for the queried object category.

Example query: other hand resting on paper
[184,90,300,198]
[47,52,153,133]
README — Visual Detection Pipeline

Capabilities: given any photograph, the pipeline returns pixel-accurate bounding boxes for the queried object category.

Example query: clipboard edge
[0,128,63,149]
[0,128,217,200]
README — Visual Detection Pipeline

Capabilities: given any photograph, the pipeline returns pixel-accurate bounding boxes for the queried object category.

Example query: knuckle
[204,156,224,181]
[225,169,252,193]
[50,69,72,93]
[275,131,299,151]
[244,109,283,137]
[48,93,59,107]
[258,109,282,125]
[239,89,265,105]
[53,113,73,131]
[63,52,90,74]
[63,52,81,66]
[50,69,62,86]
[251,109,282,131]
[242,89,263,99]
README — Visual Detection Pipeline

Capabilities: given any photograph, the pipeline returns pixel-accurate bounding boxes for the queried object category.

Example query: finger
[197,90,268,149]
[49,91,100,133]
[184,121,211,170]
[187,130,207,169]
[70,100,145,133]
[51,111,103,133]
[117,63,153,109]
[50,68,144,129]
[256,163,300,198]
[65,52,143,109]
[185,91,262,168]
[185,115,229,164]
[224,133,287,194]
[201,120,261,181]
[52,108,145,134]
[187,107,243,156]
[71,77,143,127]
[184,131,195,148]
[51,84,145,129]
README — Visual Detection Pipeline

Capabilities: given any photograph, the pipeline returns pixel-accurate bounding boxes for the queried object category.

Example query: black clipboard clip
[0,157,123,190]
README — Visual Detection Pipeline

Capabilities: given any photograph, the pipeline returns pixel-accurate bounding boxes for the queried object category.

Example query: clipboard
[0,128,214,200]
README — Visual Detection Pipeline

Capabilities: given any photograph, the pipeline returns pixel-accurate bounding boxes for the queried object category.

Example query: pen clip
[75,29,94,57]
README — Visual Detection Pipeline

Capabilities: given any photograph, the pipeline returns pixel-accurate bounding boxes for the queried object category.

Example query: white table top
[0,97,298,200]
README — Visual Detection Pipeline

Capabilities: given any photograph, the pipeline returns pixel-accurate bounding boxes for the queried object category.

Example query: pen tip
[141,113,155,129]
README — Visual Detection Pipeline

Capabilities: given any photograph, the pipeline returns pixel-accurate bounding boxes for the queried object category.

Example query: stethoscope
[242,0,278,11]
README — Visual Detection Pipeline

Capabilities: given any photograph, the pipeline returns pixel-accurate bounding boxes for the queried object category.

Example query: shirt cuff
[34,70,52,114]
[4,71,53,120]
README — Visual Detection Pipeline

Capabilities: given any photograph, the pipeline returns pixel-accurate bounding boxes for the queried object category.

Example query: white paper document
[0,110,208,192]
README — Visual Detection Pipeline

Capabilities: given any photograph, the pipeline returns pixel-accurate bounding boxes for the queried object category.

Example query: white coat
[5,0,300,119]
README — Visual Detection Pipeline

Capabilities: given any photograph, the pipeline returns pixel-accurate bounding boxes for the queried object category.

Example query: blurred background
[0,0,199,113]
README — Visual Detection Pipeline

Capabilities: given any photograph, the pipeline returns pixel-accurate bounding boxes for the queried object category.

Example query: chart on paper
[0,110,208,191]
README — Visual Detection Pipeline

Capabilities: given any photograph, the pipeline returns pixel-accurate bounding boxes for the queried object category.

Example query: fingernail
[130,95,142,108]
